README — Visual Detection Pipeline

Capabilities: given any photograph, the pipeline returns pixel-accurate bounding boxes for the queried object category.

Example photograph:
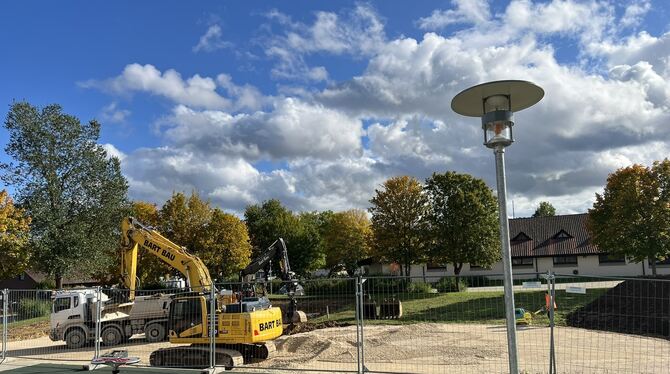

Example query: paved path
[467,280,623,292]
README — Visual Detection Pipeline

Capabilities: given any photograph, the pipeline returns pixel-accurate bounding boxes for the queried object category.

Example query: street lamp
[451,80,544,374]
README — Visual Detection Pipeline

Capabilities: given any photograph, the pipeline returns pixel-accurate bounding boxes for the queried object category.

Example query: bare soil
[2,323,669,373]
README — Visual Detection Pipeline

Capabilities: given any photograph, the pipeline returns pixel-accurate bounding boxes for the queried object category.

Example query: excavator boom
[120,217,213,299]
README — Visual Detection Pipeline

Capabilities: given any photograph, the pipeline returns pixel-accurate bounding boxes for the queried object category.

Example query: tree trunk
[453,263,463,292]
[650,256,658,276]
[55,274,63,289]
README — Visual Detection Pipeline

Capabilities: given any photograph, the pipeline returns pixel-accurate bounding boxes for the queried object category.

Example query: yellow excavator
[120,217,284,368]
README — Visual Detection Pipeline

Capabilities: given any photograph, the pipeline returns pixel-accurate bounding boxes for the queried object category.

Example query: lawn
[302,288,607,326]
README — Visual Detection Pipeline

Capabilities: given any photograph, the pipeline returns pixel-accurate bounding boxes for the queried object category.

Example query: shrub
[15,299,51,320]
[435,277,468,292]
[302,278,356,296]
[406,281,434,294]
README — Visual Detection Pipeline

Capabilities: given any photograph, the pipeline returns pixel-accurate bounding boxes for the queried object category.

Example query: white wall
[404,255,669,281]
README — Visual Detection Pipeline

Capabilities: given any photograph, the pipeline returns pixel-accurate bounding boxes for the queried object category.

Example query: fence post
[359,277,366,373]
[1,288,7,363]
[547,272,557,374]
[94,286,101,360]
[354,277,362,374]
[209,284,216,370]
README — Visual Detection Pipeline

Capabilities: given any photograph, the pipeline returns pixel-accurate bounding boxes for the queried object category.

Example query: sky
[1,0,669,217]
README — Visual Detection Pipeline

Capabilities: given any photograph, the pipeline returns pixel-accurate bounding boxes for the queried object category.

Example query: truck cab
[49,289,105,348]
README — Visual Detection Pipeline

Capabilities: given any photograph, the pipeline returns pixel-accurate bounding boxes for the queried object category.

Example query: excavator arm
[239,238,294,282]
[120,217,212,300]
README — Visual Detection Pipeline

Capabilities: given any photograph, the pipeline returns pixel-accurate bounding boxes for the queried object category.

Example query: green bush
[15,299,51,320]
[406,281,434,294]
[302,278,356,296]
[435,277,468,292]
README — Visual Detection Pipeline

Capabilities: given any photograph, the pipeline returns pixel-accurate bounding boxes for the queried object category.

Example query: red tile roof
[509,213,600,257]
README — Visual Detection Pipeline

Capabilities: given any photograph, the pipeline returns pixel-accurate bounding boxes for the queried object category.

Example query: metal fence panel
[1,273,669,373]
[226,277,360,373]
[550,274,670,374]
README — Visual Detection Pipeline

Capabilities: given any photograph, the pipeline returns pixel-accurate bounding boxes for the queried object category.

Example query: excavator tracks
[149,341,276,369]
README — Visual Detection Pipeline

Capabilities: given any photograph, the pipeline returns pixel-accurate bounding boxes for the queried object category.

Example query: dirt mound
[566,278,670,338]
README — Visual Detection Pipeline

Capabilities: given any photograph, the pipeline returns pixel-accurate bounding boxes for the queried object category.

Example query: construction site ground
[2,322,668,374]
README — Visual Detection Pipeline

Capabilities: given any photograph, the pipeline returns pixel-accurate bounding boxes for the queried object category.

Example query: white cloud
[162,98,364,161]
[263,4,386,81]
[620,0,651,29]
[80,64,231,109]
[418,0,491,29]
[193,25,233,53]
[101,143,126,161]
[81,64,272,112]
[99,102,131,124]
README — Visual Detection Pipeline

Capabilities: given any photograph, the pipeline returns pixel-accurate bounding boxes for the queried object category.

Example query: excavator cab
[168,294,205,339]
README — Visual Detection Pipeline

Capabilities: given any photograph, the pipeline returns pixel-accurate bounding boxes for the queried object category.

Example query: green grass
[309,288,608,326]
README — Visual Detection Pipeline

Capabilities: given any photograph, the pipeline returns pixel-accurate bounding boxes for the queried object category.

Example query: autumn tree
[159,191,212,254]
[201,209,252,279]
[369,176,428,276]
[0,190,31,279]
[533,201,556,217]
[424,172,500,289]
[322,209,372,276]
[1,102,129,288]
[588,160,670,276]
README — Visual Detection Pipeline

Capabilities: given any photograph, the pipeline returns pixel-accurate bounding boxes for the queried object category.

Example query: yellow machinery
[120,217,284,368]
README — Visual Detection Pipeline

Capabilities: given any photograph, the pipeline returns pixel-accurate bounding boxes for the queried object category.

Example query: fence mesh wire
[0,274,668,373]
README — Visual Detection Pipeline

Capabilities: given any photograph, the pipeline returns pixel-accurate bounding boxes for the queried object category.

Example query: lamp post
[451,80,544,374]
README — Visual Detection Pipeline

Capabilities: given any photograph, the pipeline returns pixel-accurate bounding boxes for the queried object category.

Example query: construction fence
[0,273,669,373]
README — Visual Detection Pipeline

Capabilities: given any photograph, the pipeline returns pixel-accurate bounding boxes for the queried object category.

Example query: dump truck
[49,289,172,349]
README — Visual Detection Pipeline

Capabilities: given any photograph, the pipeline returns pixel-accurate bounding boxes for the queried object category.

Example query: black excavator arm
[239,238,303,324]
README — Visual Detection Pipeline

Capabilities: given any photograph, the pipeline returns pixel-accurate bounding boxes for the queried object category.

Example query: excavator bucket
[285,310,308,324]
[379,298,403,319]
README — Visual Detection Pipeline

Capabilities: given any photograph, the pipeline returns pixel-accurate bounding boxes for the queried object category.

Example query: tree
[322,209,372,276]
[244,200,326,276]
[159,191,212,255]
[292,211,327,275]
[533,201,556,217]
[1,102,129,288]
[424,172,500,289]
[369,176,428,276]
[0,190,31,279]
[201,209,252,280]
[587,160,670,276]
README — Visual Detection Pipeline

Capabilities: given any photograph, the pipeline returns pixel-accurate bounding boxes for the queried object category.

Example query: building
[0,270,99,289]
[372,213,669,279]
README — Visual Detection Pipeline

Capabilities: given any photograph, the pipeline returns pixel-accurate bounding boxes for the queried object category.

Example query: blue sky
[2,0,670,216]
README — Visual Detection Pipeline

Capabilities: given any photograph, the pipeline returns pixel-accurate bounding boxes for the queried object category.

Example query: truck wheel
[65,329,86,349]
[145,323,166,342]
[101,326,123,346]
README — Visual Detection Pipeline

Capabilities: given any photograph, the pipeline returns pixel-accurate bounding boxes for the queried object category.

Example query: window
[598,253,625,264]
[512,257,533,267]
[426,263,446,271]
[553,230,572,239]
[18,273,25,281]
[53,297,71,313]
[553,256,577,265]
[511,232,531,242]
[469,264,491,271]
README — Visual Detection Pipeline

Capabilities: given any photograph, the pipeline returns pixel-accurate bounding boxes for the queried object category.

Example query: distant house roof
[509,213,599,257]
[24,270,98,286]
